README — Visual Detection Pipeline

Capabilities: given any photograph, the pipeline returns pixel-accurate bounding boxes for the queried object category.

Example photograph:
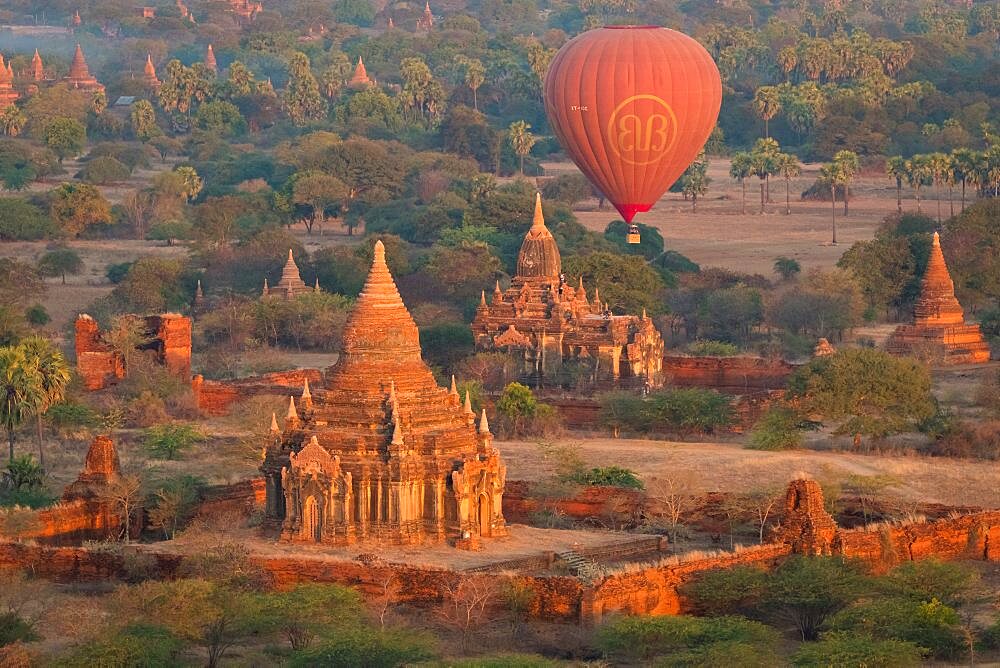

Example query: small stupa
[142,54,161,89]
[348,56,372,88]
[30,49,44,81]
[417,0,433,29]
[63,435,121,501]
[813,338,836,357]
[885,232,990,365]
[262,249,311,300]
[204,44,218,74]
[0,55,19,106]
[63,44,105,93]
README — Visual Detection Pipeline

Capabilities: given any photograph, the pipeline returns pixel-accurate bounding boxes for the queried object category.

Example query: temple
[471,194,664,388]
[348,56,372,88]
[30,49,45,81]
[63,435,120,502]
[143,54,160,89]
[0,55,18,106]
[417,1,434,29]
[262,250,313,300]
[229,0,263,20]
[886,232,990,365]
[204,44,218,74]
[261,241,507,546]
[63,44,104,93]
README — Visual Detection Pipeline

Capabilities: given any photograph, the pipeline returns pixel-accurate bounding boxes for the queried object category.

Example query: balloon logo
[543,26,722,223]
[607,95,679,165]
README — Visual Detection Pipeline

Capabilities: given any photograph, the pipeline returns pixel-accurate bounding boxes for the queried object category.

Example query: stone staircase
[556,549,602,583]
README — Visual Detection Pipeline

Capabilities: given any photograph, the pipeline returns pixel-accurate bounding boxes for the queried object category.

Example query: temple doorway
[303,496,321,542]
[478,493,491,537]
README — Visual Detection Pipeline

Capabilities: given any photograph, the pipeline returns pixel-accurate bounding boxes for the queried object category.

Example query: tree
[0,346,42,462]
[766,556,870,641]
[749,138,779,212]
[157,59,212,119]
[832,150,859,216]
[256,584,361,651]
[49,183,112,237]
[748,405,803,451]
[194,100,246,136]
[174,166,202,202]
[129,100,160,142]
[399,57,444,127]
[792,635,924,667]
[507,120,537,175]
[819,162,842,244]
[563,252,667,316]
[43,117,85,162]
[681,151,709,212]
[950,148,979,212]
[455,56,485,111]
[0,105,26,137]
[37,248,82,284]
[906,155,932,213]
[0,199,52,240]
[284,52,326,126]
[885,156,907,213]
[437,574,500,652]
[777,152,801,214]
[752,86,781,137]
[773,256,801,281]
[729,152,752,215]
[926,152,951,223]
[789,349,935,438]
[290,171,348,235]
[143,423,205,460]
[16,336,70,468]
[121,189,156,240]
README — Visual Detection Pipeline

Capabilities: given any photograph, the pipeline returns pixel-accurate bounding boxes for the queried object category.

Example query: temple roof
[31,49,43,81]
[349,56,371,86]
[914,232,965,326]
[516,193,561,281]
[205,44,218,73]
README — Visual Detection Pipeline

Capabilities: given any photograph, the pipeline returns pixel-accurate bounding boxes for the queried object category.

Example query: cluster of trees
[886,146,1000,222]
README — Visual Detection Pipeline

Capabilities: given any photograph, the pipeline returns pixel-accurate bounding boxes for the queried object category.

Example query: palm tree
[750,138,779,212]
[18,337,71,468]
[729,152,753,215]
[752,86,781,137]
[832,150,859,216]
[926,152,951,223]
[885,156,907,213]
[0,346,42,463]
[507,120,537,176]
[906,155,932,213]
[456,56,485,111]
[950,148,979,212]
[777,153,801,215]
[819,162,842,244]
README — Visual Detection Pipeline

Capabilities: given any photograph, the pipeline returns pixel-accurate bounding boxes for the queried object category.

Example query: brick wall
[192,369,324,415]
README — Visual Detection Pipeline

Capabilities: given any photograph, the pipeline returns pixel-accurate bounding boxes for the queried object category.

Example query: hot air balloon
[543,26,722,240]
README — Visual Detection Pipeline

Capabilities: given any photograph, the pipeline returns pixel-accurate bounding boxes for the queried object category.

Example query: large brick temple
[886,232,990,365]
[471,194,664,388]
[262,241,507,546]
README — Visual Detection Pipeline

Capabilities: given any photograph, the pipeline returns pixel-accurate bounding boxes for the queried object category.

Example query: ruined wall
[503,480,643,523]
[192,369,323,415]
[663,355,797,393]
[75,313,192,391]
[0,500,124,545]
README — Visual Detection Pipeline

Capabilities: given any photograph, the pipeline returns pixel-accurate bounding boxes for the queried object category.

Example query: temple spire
[302,378,312,409]
[205,44,218,73]
[31,49,43,81]
[286,396,298,422]
[531,192,545,230]
[449,375,459,397]
[479,409,490,435]
[269,412,280,434]
[913,231,964,326]
[464,390,474,416]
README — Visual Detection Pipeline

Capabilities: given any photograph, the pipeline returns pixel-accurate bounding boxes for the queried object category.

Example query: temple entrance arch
[303,496,321,542]
[478,493,491,537]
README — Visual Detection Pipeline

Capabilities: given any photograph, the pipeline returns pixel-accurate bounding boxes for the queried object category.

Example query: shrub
[931,420,1000,460]
[142,423,205,460]
[774,256,802,280]
[52,624,181,667]
[0,198,53,240]
[105,261,133,284]
[646,388,733,436]
[5,455,44,491]
[419,324,474,374]
[567,466,643,489]
[25,304,49,326]
[791,633,924,667]
[540,173,592,206]
[77,156,131,184]
[46,401,101,431]
[825,597,965,660]
[982,618,1000,649]
[0,611,38,647]
[747,405,803,451]
[686,339,740,356]
[682,566,769,617]
[883,559,980,607]
[289,627,436,667]
[495,382,562,437]
[595,614,778,664]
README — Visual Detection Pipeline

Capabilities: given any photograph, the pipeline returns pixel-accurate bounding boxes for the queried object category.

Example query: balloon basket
[627,233,641,244]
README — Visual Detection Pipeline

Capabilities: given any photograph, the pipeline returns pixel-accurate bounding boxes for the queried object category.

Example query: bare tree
[437,573,500,652]
[743,486,783,544]
[121,189,156,239]
[373,572,401,630]
[645,473,696,542]
[100,474,144,542]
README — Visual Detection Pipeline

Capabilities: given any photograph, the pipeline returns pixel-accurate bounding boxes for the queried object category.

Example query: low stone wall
[192,369,324,415]
[663,355,797,393]
[503,480,643,523]
[0,500,125,545]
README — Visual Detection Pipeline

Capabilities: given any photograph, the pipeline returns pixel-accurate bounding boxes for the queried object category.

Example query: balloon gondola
[627,224,641,244]
[543,26,722,230]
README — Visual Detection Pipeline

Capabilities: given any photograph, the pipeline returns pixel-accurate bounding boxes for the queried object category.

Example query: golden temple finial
[479,409,490,435]
[269,412,279,433]
[286,395,298,422]
[531,192,545,229]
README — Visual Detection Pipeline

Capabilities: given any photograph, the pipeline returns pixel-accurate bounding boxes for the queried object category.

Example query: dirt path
[497,437,1000,508]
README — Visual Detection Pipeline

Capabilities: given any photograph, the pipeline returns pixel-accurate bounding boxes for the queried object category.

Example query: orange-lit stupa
[143,54,161,89]
[471,193,664,388]
[262,249,312,300]
[63,44,104,93]
[348,56,372,88]
[204,44,218,74]
[0,55,19,106]
[886,232,990,365]
[30,49,45,81]
[262,241,507,545]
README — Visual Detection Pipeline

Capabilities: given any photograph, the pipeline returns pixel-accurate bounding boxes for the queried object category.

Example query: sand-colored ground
[497,438,1000,509]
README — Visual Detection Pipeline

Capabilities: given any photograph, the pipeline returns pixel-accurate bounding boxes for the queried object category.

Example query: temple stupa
[348,56,372,88]
[471,194,664,388]
[204,44,218,74]
[142,54,161,89]
[63,44,104,93]
[261,241,507,546]
[262,249,312,300]
[30,49,44,81]
[885,232,990,365]
[0,55,18,106]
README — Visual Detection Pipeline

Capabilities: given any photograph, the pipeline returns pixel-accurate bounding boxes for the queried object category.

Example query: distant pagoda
[0,55,18,106]
[885,232,990,365]
[30,49,45,81]
[417,1,433,29]
[262,241,507,546]
[471,193,664,388]
[204,44,218,74]
[348,56,372,88]
[143,54,161,89]
[262,249,312,300]
[63,44,105,93]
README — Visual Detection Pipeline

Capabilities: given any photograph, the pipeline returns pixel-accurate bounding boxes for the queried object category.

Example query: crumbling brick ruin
[75,313,192,390]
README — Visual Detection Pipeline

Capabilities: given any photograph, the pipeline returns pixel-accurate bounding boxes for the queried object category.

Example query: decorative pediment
[494,324,531,348]
[289,435,338,476]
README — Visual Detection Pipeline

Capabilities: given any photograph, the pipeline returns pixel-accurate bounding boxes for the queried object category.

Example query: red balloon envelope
[543,26,722,223]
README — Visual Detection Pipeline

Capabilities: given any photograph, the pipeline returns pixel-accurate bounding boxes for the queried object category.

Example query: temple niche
[885,232,990,365]
[261,241,507,546]
[471,194,664,389]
